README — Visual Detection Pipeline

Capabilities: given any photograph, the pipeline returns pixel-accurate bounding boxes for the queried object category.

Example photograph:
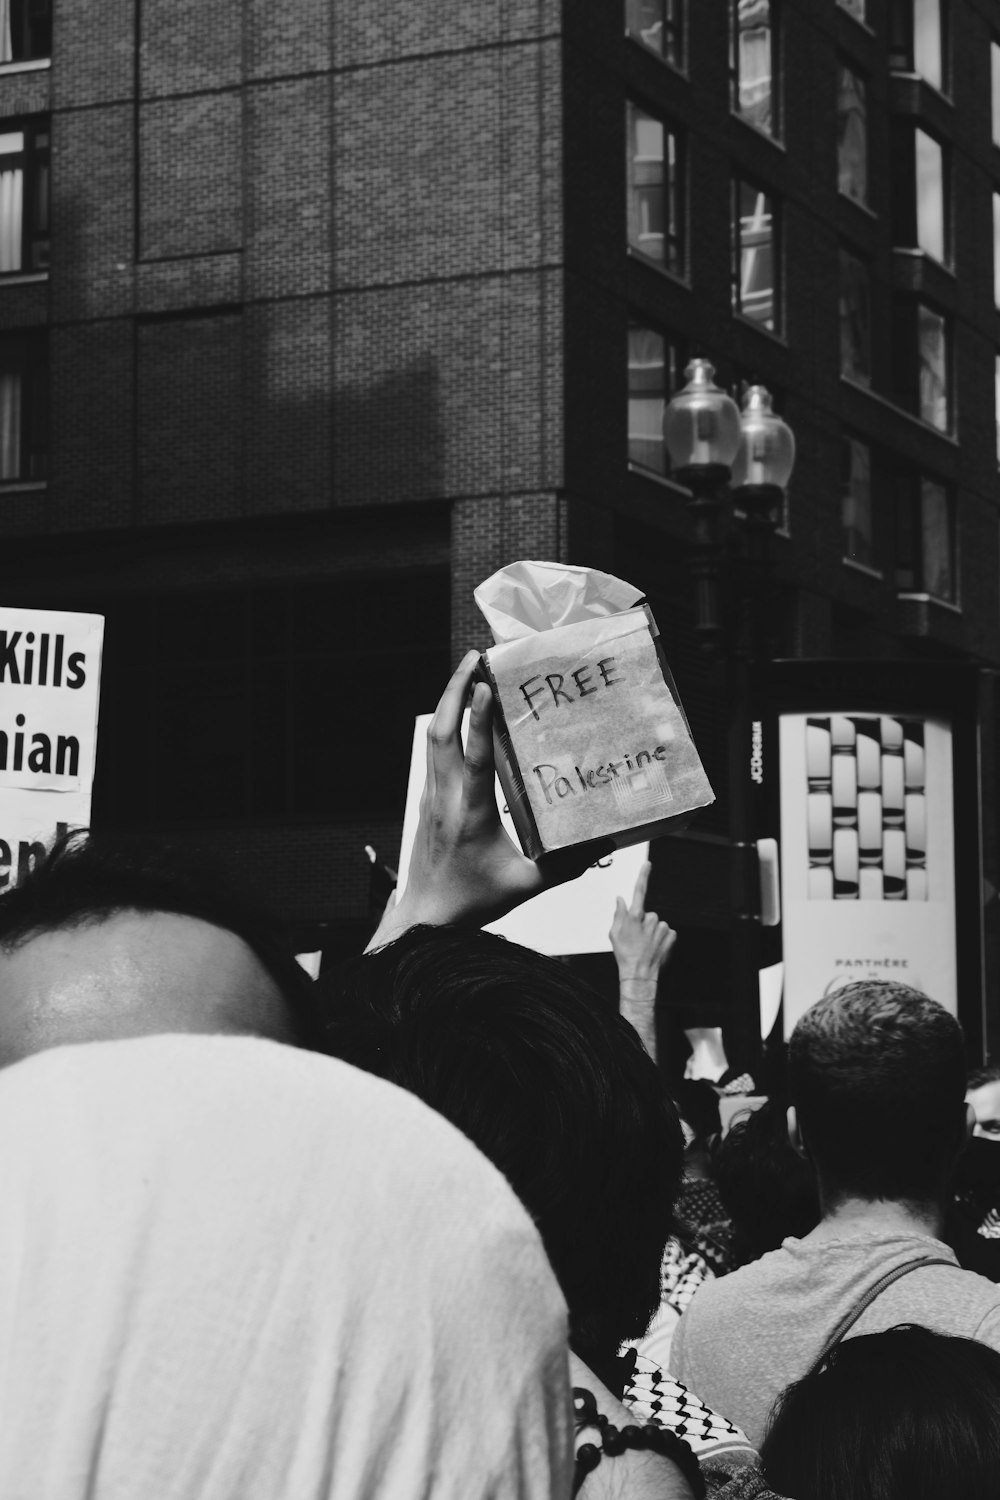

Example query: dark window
[839,249,871,385]
[894,473,956,602]
[889,0,945,91]
[625,0,683,67]
[733,178,778,330]
[841,435,876,569]
[0,117,49,274]
[730,0,776,136]
[0,328,47,483]
[95,574,451,826]
[891,298,951,433]
[993,40,1000,147]
[628,322,683,475]
[1,0,52,64]
[837,63,868,204]
[626,102,684,275]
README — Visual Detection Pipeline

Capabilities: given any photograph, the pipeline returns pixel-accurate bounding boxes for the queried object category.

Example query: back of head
[761,1325,1000,1500]
[0,1033,572,1499]
[788,981,966,1206]
[323,924,683,1364]
[0,830,322,1059]
[714,1099,820,1264]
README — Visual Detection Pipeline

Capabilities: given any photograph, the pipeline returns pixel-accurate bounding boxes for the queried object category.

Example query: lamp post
[664,360,796,1079]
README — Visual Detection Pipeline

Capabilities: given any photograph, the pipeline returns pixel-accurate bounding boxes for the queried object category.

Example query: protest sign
[396,712,650,956]
[0,606,104,889]
[475,562,714,858]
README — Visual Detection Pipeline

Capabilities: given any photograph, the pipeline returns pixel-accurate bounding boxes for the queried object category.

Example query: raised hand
[368,651,591,949]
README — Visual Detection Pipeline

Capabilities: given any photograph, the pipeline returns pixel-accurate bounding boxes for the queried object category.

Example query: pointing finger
[629,859,651,917]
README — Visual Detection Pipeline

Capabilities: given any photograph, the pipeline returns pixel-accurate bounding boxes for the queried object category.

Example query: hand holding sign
[368,653,596,950]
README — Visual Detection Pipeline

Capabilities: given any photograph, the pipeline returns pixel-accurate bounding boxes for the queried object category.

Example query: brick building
[1,0,999,1048]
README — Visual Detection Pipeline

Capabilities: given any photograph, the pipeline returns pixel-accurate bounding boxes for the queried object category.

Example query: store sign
[779,710,956,1034]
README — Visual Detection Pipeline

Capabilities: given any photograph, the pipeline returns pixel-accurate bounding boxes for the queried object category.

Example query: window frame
[840,432,880,574]
[894,470,957,604]
[0,0,52,67]
[732,176,781,333]
[625,0,685,69]
[836,59,869,206]
[889,0,948,94]
[729,0,779,139]
[0,115,50,277]
[838,247,872,388]
[625,100,686,277]
[627,319,686,477]
[0,327,48,486]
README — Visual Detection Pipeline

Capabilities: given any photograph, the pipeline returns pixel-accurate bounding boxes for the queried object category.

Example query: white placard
[0,607,104,891]
[779,712,956,1034]
[396,714,651,955]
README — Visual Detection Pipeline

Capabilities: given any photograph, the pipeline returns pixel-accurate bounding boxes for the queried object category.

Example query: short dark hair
[761,1325,1000,1500]
[967,1064,1000,1091]
[788,981,966,1205]
[322,924,683,1365]
[714,1099,820,1265]
[0,829,322,1048]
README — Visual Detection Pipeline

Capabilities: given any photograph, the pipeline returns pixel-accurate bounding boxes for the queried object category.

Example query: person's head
[787,981,967,1212]
[966,1065,1000,1141]
[0,830,322,1067]
[714,1099,820,1265]
[323,924,683,1365]
[760,1325,1000,1500]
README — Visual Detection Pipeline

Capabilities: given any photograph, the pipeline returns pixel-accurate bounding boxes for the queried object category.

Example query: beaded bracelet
[572,1387,706,1498]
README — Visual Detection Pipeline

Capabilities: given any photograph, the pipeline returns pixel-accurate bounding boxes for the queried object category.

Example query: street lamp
[663,360,796,652]
[663,359,796,1081]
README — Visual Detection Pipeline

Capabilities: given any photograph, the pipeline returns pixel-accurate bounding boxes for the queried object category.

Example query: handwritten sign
[396,712,651,956]
[485,607,713,853]
[0,606,104,889]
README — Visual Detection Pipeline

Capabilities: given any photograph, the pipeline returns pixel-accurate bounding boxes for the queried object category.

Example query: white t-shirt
[0,1034,573,1499]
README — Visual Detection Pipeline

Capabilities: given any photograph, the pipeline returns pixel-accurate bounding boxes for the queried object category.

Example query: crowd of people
[0,648,998,1498]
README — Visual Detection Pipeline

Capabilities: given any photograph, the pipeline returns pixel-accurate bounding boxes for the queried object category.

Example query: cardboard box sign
[475,562,715,859]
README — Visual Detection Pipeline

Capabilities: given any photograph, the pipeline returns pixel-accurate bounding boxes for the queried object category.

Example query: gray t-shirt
[672,1228,1000,1448]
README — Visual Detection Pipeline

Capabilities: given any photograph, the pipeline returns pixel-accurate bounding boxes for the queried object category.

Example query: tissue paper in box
[475,561,715,859]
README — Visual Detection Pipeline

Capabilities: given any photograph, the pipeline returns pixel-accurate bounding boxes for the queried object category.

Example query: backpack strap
[809,1255,957,1375]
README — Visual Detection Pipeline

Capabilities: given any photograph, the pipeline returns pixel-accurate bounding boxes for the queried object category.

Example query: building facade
[1,0,998,1045]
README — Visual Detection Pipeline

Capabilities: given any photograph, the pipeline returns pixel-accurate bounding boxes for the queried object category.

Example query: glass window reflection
[626,102,683,274]
[842,436,875,569]
[625,0,684,66]
[733,180,777,329]
[628,325,668,475]
[731,0,774,136]
[920,480,954,601]
[839,250,871,385]
[917,304,949,432]
[913,0,943,90]
[993,42,1000,147]
[837,64,868,204]
[915,130,946,263]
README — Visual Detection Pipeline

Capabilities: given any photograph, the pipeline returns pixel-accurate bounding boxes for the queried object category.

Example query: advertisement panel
[756,662,985,1054]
